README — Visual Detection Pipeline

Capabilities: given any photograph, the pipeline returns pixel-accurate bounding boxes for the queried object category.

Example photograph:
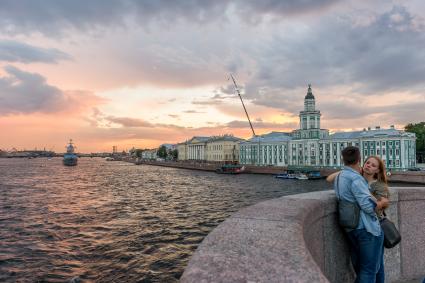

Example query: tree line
[405,122,425,163]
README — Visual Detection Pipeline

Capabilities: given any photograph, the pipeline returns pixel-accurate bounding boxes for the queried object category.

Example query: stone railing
[181,187,425,283]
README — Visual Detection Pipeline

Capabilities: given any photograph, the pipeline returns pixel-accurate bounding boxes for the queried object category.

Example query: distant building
[177,135,244,162]
[141,149,157,160]
[239,85,416,170]
[177,136,210,161]
[206,135,244,162]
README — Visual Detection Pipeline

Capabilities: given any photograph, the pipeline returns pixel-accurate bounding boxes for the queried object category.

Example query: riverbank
[127,159,425,184]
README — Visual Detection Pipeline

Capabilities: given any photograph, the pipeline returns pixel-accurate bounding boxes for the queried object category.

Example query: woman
[327,156,389,214]
[327,156,389,283]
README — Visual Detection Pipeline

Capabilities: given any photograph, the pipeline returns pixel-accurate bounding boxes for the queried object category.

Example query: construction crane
[229,74,256,137]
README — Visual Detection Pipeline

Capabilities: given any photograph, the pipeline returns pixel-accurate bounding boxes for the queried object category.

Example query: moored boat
[275,173,296,179]
[306,171,322,180]
[295,173,309,180]
[63,139,78,166]
[216,164,245,174]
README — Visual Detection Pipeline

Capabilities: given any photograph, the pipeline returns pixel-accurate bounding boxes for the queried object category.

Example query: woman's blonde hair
[364,155,388,184]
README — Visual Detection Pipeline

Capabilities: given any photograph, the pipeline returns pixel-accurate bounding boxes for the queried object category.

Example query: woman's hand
[376,197,389,211]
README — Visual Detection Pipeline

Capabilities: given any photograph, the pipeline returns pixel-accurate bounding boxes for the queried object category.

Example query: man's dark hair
[341,146,361,165]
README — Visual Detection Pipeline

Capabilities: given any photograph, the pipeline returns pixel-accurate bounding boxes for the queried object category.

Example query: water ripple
[0,157,335,282]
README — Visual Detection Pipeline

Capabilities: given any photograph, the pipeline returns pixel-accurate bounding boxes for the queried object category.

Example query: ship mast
[230,74,256,137]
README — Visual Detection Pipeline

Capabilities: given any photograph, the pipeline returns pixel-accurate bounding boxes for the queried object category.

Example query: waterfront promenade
[181,187,425,283]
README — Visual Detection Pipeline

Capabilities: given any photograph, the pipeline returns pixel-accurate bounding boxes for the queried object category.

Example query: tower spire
[305,84,314,100]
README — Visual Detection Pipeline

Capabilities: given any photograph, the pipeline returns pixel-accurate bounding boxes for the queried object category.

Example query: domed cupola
[304,84,315,112]
[305,84,315,100]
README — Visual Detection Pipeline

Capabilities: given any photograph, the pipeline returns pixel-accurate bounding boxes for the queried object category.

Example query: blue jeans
[347,229,384,283]
[376,241,385,283]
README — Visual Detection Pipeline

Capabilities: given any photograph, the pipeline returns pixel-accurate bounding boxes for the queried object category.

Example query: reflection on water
[0,157,334,282]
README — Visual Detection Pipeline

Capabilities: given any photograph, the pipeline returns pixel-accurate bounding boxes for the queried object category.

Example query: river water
[0,158,414,282]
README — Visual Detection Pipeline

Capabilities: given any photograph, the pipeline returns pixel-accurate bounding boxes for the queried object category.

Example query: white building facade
[239,85,416,170]
[177,135,244,162]
[177,136,210,161]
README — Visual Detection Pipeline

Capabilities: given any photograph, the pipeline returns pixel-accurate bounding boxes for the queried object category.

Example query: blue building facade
[239,86,416,170]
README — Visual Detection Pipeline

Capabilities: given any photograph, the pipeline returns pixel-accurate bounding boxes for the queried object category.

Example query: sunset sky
[1,0,424,153]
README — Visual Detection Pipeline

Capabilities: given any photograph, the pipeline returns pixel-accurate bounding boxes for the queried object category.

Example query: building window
[377,149,380,155]
[279,146,283,162]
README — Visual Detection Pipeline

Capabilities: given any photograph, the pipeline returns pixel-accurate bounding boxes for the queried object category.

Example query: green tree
[405,122,425,162]
[170,149,178,160]
[157,145,167,158]
[134,149,143,158]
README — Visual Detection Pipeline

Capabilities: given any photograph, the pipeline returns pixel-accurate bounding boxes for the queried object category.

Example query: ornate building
[239,85,416,170]
[177,135,244,162]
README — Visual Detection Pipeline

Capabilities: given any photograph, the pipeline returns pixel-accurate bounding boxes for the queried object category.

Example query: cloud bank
[0,66,103,115]
[0,40,71,63]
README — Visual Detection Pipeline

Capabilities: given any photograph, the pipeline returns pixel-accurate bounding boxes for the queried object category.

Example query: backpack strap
[335,174,341,200]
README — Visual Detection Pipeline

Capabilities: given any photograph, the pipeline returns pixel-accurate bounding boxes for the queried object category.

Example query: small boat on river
[306,171,322,180]
[63,139,78,166]
[276,170,322,180]
[216,164,245,174]
[275,173,296,179]
[295,173,309,180]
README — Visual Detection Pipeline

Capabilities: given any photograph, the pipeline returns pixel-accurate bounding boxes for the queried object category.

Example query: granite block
[383,193,402,283]
[231,197,322,223]
[399,196,425,279]
[182,187,425,283]
[322,210,355,283]
[181,217,328,283]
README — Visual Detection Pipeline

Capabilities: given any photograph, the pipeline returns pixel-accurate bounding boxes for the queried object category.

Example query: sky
[0,0,424,153]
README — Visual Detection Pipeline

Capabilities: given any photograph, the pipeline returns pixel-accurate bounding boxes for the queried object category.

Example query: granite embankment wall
[132,159,288,174]
[131,159,425,184]
[389,171,425,184]
[181,187,425,283]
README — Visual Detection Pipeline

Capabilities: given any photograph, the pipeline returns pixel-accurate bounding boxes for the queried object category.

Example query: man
[335,146,388,283]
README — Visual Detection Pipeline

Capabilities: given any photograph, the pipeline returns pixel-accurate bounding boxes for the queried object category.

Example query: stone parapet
[181,187,425,283]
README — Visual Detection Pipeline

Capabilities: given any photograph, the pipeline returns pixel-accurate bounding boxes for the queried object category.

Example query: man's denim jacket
[334,166,382,236]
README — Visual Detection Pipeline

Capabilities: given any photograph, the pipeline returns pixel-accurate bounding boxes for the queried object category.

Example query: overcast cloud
[1,0,424,151]
[0,40,71,63]
[0,66,101,115]
[0,1,341,36]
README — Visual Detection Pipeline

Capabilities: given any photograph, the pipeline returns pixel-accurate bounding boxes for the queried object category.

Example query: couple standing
[327,146,390,283]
